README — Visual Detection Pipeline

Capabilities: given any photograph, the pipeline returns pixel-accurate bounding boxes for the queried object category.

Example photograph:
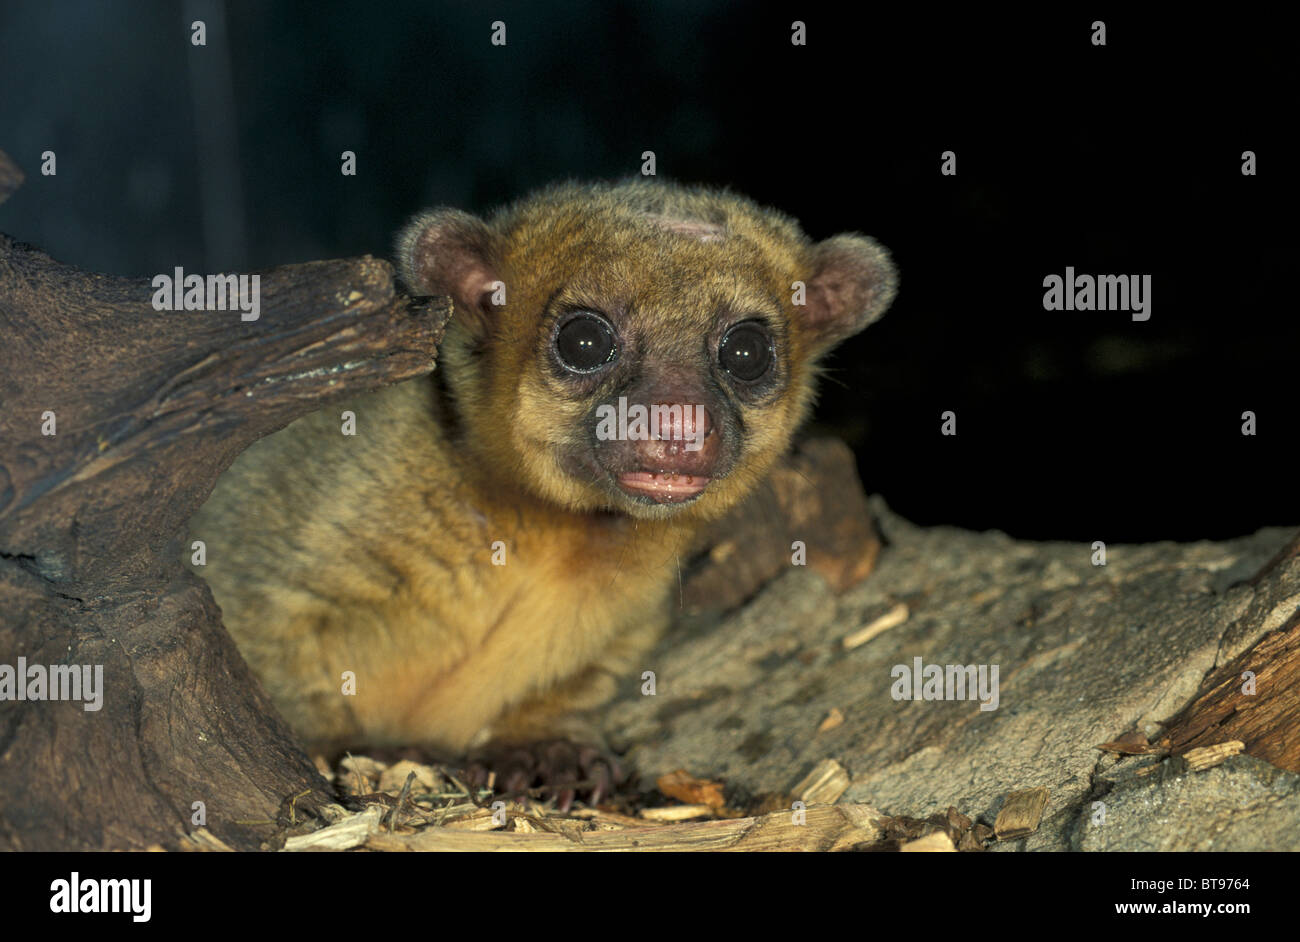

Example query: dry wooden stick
[365,803,883,852]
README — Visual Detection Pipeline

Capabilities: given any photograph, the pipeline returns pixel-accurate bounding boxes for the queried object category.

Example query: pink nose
[631,402,717,474]
[649,401,710,443]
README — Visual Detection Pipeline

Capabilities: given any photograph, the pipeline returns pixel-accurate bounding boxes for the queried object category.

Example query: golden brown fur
[189,179,896,757]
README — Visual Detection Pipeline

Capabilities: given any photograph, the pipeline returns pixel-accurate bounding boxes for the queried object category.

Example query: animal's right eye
[554,311,618,373]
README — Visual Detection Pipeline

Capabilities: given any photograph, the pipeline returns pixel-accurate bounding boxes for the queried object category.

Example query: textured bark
[604,494,1300,851]
[682,437,881,614]
[1161,534,1300,772]
[0,149,450,850]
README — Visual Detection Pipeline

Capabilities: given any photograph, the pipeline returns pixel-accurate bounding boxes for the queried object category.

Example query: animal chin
[615,470,711,504]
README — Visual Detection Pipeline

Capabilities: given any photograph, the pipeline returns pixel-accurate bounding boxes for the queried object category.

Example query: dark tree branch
[0,149,450,850]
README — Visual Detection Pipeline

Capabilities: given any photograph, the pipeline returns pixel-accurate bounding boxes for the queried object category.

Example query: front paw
[463,739,625,812]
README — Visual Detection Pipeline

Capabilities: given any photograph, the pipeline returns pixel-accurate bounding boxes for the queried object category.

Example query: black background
[13,848,1281,925]
[1,2,1294,540]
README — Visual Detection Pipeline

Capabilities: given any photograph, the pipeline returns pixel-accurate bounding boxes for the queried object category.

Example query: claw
[464,738,626,809]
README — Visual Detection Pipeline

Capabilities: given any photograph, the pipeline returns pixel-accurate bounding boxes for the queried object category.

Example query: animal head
[397,179,896,521]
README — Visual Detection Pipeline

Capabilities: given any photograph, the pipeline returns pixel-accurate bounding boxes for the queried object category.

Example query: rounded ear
[801,234,898,354]
[395,208,501,336]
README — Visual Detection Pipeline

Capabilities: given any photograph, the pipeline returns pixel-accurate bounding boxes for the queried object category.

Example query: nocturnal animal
[189,179,897,805]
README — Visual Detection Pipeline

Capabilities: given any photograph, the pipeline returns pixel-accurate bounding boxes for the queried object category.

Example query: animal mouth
[615,470,711,503]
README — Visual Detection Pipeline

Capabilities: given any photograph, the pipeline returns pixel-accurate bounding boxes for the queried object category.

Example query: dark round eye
[718,322,773,381]
[554,312,617,373]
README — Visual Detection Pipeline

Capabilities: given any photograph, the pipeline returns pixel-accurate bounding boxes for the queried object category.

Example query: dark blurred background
[1,2,1294,540]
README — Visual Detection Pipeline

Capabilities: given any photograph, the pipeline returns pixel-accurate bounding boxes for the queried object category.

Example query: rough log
[0,149,450,850]
[603,496,1300,851]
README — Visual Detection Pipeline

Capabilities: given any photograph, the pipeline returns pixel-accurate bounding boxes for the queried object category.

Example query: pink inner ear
[411,229,498,312]
[455,261,499,309]
[443,259,503,337]
[800,236,897,348]
[805,274,850,327]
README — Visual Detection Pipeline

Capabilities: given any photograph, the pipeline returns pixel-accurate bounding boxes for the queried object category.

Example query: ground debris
[290,753,883,850]
[1181,740,1245,772]
[994,787,1050,841]
[842,602,909,650]
[854,805,990,852]
[656,769,728,811]
[790,758,851,805]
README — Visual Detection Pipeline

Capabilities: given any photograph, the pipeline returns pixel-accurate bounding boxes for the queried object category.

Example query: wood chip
[900,831,956,852]
[640,804,714,822]
[790,758,850,805]
[842,602,909,650]
[378,759,442,794]
[1182,740,1245,771]
[568,807,653,829]
[656,769,726,810]
[993,787,1050,841]
[283,805,386,851]
[178,828,235,852]
[817,707,845,733]
[1096,728,1162,755]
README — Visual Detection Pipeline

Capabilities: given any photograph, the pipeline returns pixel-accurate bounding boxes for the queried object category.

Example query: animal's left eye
[718,321,773,381]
